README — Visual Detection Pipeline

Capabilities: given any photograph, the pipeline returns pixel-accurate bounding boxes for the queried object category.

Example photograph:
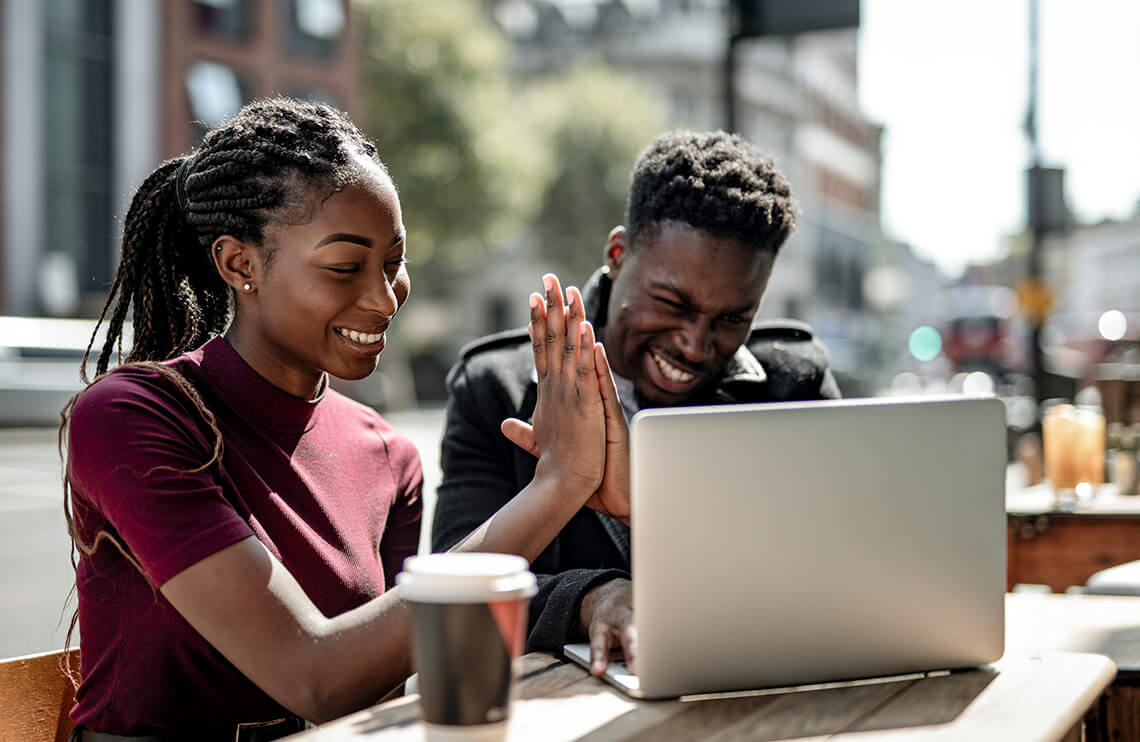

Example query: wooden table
[1008,483,1140,592]
[286,650,1114,741]
[1007,592,1140,741]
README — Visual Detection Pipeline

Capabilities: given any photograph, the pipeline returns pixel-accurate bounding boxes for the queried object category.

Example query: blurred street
[0,407,446,659]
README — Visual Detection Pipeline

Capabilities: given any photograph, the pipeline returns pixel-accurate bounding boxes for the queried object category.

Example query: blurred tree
[357,2,665,291]
[357,0,541,294]
[521,64,666,286]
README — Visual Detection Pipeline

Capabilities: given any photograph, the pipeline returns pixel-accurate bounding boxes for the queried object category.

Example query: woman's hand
[501,275,630,524]
[504,274,606,497]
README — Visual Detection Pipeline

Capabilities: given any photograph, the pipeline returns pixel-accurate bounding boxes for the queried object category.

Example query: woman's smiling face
[232,166,410,394]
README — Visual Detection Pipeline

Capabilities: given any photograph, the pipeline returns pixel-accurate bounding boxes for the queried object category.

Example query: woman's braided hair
[83,96,384,380]
[61,97,385,688]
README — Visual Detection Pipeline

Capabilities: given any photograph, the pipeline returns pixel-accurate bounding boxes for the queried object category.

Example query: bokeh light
[1099,310,1127,341]
[962,371,996,397]
[908,326,942,362]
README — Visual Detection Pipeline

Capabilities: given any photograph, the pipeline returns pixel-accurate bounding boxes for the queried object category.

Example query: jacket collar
[580,267,767,399]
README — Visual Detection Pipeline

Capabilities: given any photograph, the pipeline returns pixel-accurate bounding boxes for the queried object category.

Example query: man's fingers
[595,344,625,432]
[528,293,548,379]
[575,321,598,389]
[562,286,584,379]
[588,622,612,677]
[543,274,566,379]
[619,623,639,677]
[500,419,539,457]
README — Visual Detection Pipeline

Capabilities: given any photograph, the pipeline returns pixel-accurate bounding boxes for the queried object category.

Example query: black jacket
[432,267,840,651]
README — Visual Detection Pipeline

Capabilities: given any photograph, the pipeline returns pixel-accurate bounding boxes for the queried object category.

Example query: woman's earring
[242,283,252,292]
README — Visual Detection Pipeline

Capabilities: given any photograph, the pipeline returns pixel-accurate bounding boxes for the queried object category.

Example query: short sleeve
[67,367,253,587]
[378,428,423,589]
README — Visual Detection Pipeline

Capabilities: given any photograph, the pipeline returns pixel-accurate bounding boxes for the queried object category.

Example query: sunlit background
[1,0,1137,420]
[2,0,1140,659]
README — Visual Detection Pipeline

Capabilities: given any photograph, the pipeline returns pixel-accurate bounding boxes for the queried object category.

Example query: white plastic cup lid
[397,553,537,603]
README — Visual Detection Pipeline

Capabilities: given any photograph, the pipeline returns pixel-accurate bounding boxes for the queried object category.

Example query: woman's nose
[360,272,400,317]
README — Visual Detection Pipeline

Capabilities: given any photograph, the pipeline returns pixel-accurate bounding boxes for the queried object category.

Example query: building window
[193,0,253,41]
[185,60,247,142]
[43,0,115,301]
[285,0,346,61]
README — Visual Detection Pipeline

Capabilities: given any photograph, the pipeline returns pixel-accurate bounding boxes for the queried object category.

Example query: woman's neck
[223,326,324,400]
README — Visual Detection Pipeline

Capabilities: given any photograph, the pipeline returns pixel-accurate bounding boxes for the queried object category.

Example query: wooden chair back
[0,648,80,742]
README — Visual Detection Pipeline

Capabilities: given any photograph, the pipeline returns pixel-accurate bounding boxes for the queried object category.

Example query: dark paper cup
[399,553,537,738]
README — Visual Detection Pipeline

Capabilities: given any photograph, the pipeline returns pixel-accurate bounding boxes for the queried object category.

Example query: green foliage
[356,0,665,292]
[358,0,539,290]
[521,64,665,285]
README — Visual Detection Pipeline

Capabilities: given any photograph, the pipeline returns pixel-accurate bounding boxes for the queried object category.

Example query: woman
[62,97,623,740]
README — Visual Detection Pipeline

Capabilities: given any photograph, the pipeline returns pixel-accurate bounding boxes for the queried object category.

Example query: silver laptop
[564,396,1007,699]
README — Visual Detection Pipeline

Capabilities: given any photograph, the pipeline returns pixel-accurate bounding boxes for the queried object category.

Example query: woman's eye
[326,266,359,275]
[721,315,749,326]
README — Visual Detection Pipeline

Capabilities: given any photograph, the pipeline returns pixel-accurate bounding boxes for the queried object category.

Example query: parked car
[0,316,128,426]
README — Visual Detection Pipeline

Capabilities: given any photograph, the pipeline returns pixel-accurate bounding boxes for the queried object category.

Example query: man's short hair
[625,130,798,255]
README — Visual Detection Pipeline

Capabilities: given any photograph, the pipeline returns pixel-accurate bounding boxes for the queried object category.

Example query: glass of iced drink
[1043,403,1106,505]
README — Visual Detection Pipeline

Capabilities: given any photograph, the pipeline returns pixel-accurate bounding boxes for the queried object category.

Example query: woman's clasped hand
[500,273,631,525]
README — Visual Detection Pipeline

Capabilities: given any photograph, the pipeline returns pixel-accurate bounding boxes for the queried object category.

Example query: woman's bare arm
[163,274,611,723]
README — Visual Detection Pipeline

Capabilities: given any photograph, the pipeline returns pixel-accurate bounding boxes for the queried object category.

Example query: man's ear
[603,226,628,278]
[212,236,260,294]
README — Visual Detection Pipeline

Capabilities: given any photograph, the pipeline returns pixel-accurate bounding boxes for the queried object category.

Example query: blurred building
[979,214,1140,380]
[1038,216,1140,378]
[482,0,887,388]
[0,0,358,317]
[865,240,948,381]
[1041,217,1140,321]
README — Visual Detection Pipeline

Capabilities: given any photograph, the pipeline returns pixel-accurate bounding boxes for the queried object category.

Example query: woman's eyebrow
[313,232,374,249]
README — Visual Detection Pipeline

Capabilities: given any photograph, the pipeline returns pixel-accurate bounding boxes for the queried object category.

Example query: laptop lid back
[630,396,1006,699]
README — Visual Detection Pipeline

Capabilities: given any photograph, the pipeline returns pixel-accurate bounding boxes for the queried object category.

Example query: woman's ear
[212,236,259,294]
[603,226,628,278]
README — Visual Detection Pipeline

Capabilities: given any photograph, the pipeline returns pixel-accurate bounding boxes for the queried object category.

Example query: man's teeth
[652,352,694,383]
[336,328,383,344]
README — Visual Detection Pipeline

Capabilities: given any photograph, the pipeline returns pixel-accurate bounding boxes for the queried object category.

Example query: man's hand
[578,578,635,677]
[582,344,630,525]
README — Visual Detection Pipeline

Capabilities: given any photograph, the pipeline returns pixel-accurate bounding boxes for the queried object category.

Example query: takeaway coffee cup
[398,553,537,737]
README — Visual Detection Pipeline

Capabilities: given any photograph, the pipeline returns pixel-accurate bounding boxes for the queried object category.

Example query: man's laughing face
[600,221,774,406]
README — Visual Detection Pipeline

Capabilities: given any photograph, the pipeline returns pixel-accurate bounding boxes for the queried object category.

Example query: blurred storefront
[0,0,358,317]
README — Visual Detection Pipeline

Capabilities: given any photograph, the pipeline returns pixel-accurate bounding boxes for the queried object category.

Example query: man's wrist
[576,576,629,635]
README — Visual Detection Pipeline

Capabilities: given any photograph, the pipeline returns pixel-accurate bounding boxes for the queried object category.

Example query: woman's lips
[334,327,386,357]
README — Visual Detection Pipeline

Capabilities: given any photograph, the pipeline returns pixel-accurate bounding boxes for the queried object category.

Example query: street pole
[1025,0,1047,404]
[724,30,739,132]
[723,0,859,133]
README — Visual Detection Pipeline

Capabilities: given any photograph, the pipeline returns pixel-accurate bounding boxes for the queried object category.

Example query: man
[432,130,839,672]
